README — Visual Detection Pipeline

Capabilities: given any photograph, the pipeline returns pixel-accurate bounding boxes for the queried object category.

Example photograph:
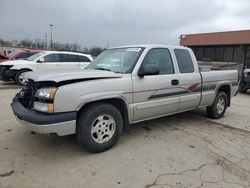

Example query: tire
[76,102,123,153]
[15,69,30,86]
[206,91,228,119]
[239,82,247,94]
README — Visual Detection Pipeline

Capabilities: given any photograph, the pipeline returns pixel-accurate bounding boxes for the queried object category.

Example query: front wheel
[206,91,228,119]
[76,102,123,153]
[15,70,30,86]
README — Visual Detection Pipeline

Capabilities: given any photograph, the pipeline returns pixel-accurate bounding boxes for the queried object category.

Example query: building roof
[180,30,250,46]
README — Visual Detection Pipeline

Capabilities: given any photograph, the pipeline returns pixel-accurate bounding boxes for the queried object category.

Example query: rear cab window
[174,49,194,73]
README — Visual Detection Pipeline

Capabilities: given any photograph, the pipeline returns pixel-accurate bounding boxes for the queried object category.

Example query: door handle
[171,79,179,86]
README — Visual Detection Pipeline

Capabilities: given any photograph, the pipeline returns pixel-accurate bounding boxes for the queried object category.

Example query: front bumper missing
[11,98,77,136]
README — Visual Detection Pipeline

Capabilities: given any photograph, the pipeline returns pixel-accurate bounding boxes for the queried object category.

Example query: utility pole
[49,24,54,50]
[45,32,48,49]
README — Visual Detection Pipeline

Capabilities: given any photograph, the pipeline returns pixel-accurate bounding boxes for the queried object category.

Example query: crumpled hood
[23,69,123,82]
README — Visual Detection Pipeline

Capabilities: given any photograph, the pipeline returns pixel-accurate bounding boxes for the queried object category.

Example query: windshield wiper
[94,67,112,72]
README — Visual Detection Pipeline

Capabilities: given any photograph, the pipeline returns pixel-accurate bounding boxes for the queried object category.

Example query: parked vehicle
[0,51,93,85]
[0,53,9,63]
[239,68,250,93]
[6,49,45,60]
[11,44,238,153]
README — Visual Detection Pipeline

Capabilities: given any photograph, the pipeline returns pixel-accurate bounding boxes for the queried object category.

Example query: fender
[76,94,133,122]
[213,81,232,106]
[10,64,36,71]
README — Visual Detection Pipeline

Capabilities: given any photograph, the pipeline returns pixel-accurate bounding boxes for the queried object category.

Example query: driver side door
[132,48,180,122]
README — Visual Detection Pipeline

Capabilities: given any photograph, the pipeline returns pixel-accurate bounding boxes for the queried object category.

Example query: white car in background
[0,51,93,85]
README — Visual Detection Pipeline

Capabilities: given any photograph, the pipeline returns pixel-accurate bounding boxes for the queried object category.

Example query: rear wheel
[76,102,123,153]
[15,69,30,86]
[206,91,228,119]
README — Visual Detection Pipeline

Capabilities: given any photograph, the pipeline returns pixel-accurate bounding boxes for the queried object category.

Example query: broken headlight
[33,88,57,113]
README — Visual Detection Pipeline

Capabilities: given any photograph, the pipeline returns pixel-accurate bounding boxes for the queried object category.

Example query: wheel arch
[216,84,231,107]
[18,68,33,72]
[12,68,33,74]
[10,64,35,71]
[77,97,130,131]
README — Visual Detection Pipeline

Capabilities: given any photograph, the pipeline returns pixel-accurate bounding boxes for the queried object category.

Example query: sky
[0,0,250,47]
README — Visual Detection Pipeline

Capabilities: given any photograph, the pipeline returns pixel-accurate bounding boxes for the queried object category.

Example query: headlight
[34,88,57,113]
[35,88,57,100]
[33,102,54,113]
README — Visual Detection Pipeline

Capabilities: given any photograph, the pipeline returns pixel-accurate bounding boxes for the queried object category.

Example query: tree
[18,39,33,48]
[0,37,105,56]
[0,38,12,46]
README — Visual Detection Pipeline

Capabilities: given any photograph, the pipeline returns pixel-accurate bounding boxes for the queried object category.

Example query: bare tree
[0,38,12,46]
[0,38,105,56]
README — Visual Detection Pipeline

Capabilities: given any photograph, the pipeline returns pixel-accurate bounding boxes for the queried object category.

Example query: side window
[27,52,37,58]
[77,55,91,62]
[142,48,174,75]
[61,54,77,62]
[61,54,91,62]
[174,49,194,73]
[43,54,60,62]
[16,53,29,59]
[61,54,75,62]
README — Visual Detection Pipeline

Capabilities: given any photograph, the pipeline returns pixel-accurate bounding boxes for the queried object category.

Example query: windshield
[87,47,144,73]
[7,51,18,58]
[26,52,46,61]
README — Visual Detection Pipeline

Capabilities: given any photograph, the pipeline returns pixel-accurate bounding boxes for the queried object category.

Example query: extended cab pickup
[11,45,238,152]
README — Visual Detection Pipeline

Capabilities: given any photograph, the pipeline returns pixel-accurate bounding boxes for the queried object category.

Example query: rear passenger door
[60,54,82,70]
[174,49,202,111]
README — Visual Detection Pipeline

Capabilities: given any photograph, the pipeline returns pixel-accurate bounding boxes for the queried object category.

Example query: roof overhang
[180,30,250,46]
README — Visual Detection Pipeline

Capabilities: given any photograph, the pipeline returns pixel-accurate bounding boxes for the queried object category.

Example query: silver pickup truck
[11,44,238,152]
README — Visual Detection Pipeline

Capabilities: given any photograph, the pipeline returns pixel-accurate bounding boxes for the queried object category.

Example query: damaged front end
[11,79,77,136]
[16,80,58,110]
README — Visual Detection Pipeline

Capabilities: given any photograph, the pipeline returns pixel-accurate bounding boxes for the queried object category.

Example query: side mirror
[138,64,160,78]
[37,57,45,63]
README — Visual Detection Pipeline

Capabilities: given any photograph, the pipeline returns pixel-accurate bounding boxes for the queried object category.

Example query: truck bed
[199,70,238,106]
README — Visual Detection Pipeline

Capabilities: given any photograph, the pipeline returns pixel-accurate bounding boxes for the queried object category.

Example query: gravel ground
[0,88,250,188]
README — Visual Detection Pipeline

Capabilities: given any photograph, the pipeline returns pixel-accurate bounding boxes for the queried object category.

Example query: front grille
[17,80,37,108]
[0,65,13,79]
[0,66,7,75]
[0,65,12,72]
[16,80,57,108]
